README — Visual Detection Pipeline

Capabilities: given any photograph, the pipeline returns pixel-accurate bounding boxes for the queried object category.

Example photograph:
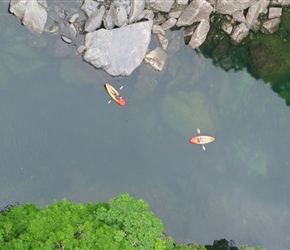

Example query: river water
[1,10,290,249]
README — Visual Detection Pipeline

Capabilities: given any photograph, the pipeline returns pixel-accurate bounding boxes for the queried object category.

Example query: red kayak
[189,129,215,150]
[104,83,126,106]
[189,136,215,145]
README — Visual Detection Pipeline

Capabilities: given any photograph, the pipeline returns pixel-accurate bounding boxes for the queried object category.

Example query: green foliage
[199,8,290,105]
[95,193,164,249]
[0,194,258,250]
[0,198,134,249]
[174,242,207,250]
[0,194,169,250]
[240,245,266,250]
[205,239,238,250]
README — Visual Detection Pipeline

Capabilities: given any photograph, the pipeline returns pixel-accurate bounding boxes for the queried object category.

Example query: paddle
[197,128,206,150]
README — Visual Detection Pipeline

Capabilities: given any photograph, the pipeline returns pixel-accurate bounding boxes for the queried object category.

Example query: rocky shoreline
[8,0,290,76]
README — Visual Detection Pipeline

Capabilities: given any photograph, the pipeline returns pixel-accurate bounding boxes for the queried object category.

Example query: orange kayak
[189,136,215,145]
[104,83,126,106]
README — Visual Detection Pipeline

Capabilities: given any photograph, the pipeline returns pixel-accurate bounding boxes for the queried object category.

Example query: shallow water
[1,11,290,249]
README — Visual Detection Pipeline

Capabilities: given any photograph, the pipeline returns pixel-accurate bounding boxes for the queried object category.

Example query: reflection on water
[1,12,290,250]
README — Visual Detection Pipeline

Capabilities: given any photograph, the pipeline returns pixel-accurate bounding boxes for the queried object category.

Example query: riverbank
[6,0,290,76]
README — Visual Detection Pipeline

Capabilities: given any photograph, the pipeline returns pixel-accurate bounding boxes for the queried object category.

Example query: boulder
[144,47,168,71]
[9,0,27,19]
[232,11,246,23]
[152,24,165,35]
[129,0,145,23]
[38,0,48,8]
[161,17,177,30]
[103,6,115,30]
[137,9,155,22]
[103,2,129,29]
[146,0,174,13]
[261,17,280,34]
[169,10,183,19]
[215,0,253,15]
[10,0,47,34]
[112,4,128,27]
[278,0,290,5]
[22,0,48,34]
[221,20,233,35]
[81,0,99,17]
[84,6,105,32]
[245,1,261,29]
[188,19,210,49]
[176,0,213,27]
[157,33,169,50]
[268,7,282,19]
[176,0,188,5]
[83,20,153,76]
[230,23,249,45]
[260,0,270,13]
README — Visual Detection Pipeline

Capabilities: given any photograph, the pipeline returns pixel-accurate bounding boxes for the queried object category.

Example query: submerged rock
[157,33,169,50]
[160,91,218,138]
[84,20,153,76]
[144,47,168,71]
[60,58,105,85]
[248,38,290,83]
[131,66,161,100]
[61,35,73,44]
[8,0,290,77]
[233,140,268,178]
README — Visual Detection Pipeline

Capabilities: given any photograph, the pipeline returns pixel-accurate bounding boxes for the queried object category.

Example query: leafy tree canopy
[0,194,264,250]
[0,194,204,250]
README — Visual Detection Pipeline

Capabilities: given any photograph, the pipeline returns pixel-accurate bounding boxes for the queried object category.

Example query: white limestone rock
[245,1,261,29]
[22,0,48,34]
[84,20,153,76]
[146,0,174,13]
[261,17,281,34]
[9,0,28,19]
[129,0,145,23]
[215,0,253,15]
[188,19,210,49]
[230,22,249,45]
[84,6,106,32]
[176,0,213,27]
[81,0,99,17]
[161,18,177,31]
[268,7,282,19]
